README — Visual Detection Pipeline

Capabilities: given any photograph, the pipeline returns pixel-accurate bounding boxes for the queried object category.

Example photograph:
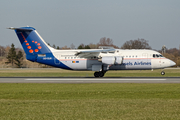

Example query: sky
[1,0,180,50]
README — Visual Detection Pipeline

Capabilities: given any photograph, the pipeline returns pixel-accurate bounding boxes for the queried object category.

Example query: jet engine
[101,56,123,65]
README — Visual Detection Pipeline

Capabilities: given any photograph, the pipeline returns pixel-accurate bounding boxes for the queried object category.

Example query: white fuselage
[50,49,175,71]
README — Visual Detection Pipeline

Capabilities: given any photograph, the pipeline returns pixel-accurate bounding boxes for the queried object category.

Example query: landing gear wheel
[161,71,165,75]
[94,71,106,77]
[99,72,104,77]
[94,72,100,77]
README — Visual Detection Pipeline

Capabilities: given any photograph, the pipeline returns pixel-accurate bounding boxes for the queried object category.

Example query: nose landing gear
[161,71,165,75]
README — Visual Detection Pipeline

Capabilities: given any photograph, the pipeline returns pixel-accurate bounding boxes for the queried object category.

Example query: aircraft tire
[94,72,100,77]
[99,72,104,77]
[161,71,165,75]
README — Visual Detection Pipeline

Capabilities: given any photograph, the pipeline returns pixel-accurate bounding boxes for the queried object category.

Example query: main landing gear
[94,71,106,77]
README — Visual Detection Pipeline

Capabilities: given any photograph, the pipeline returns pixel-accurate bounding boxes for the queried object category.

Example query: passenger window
[65,57,66,59]
[153,54,156,58]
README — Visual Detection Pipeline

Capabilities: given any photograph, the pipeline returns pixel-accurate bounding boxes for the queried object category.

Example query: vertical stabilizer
[8,27,72,70]
[9,27,51,55]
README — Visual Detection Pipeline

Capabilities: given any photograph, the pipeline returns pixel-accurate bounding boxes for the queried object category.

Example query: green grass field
[0,68,179,77]
[0,83,180,120]
[0,69,180,119]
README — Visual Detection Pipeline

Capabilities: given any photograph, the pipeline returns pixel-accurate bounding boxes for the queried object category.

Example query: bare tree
[166,48,180,56]
[98,37,113,46]
[89,43,98,49]
[0,46,5,57]
[70,43,75,49]
[106,38,113,45]
[121,38,151,49]
[60,45,70,50]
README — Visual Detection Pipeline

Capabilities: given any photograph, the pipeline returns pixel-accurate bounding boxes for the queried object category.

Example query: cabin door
[142,53,148,62]
[159,55,162,67]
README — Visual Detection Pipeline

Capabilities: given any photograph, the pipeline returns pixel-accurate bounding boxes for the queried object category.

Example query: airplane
[8,27,176,77]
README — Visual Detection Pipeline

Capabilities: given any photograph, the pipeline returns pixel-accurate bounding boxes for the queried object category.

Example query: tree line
[5,44,23,68]
[1,37,180,67]
[48,38,151,50]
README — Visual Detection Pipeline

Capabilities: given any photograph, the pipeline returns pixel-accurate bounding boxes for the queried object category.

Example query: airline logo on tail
[20,32,42,54]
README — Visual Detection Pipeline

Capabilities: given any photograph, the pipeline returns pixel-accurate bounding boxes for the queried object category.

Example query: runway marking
[25,78,166,81]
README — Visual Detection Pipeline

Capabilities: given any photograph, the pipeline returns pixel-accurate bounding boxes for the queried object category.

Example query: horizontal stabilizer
[7,27,35,31]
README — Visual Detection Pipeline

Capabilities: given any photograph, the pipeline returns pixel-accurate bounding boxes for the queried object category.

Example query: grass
[0,69,180,119]
[0,83,180,120]
[0,68,179,77]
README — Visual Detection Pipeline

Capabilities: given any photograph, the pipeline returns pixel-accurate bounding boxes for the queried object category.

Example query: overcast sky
[1,0,180,50]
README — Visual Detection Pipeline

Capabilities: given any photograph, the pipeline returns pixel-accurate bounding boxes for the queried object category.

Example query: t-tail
[8,27,72,70]
[8,27,53,62]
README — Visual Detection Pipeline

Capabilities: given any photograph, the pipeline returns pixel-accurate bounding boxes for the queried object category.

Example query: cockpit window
[153,54,164,58]
[159,54,164,57]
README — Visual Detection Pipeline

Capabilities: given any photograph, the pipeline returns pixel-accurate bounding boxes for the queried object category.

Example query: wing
[75,49,115,58]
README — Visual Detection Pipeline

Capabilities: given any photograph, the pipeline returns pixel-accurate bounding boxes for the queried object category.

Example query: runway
[0,77,180,83]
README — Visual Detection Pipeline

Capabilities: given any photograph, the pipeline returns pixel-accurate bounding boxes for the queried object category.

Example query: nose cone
[170,60,176,66]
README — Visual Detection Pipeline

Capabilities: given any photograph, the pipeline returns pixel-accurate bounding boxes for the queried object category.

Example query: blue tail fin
[9,27,72,70]
[10,27,51,55]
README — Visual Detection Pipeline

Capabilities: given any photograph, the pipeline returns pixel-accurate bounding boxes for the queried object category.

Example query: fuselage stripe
[58,58,167,61]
